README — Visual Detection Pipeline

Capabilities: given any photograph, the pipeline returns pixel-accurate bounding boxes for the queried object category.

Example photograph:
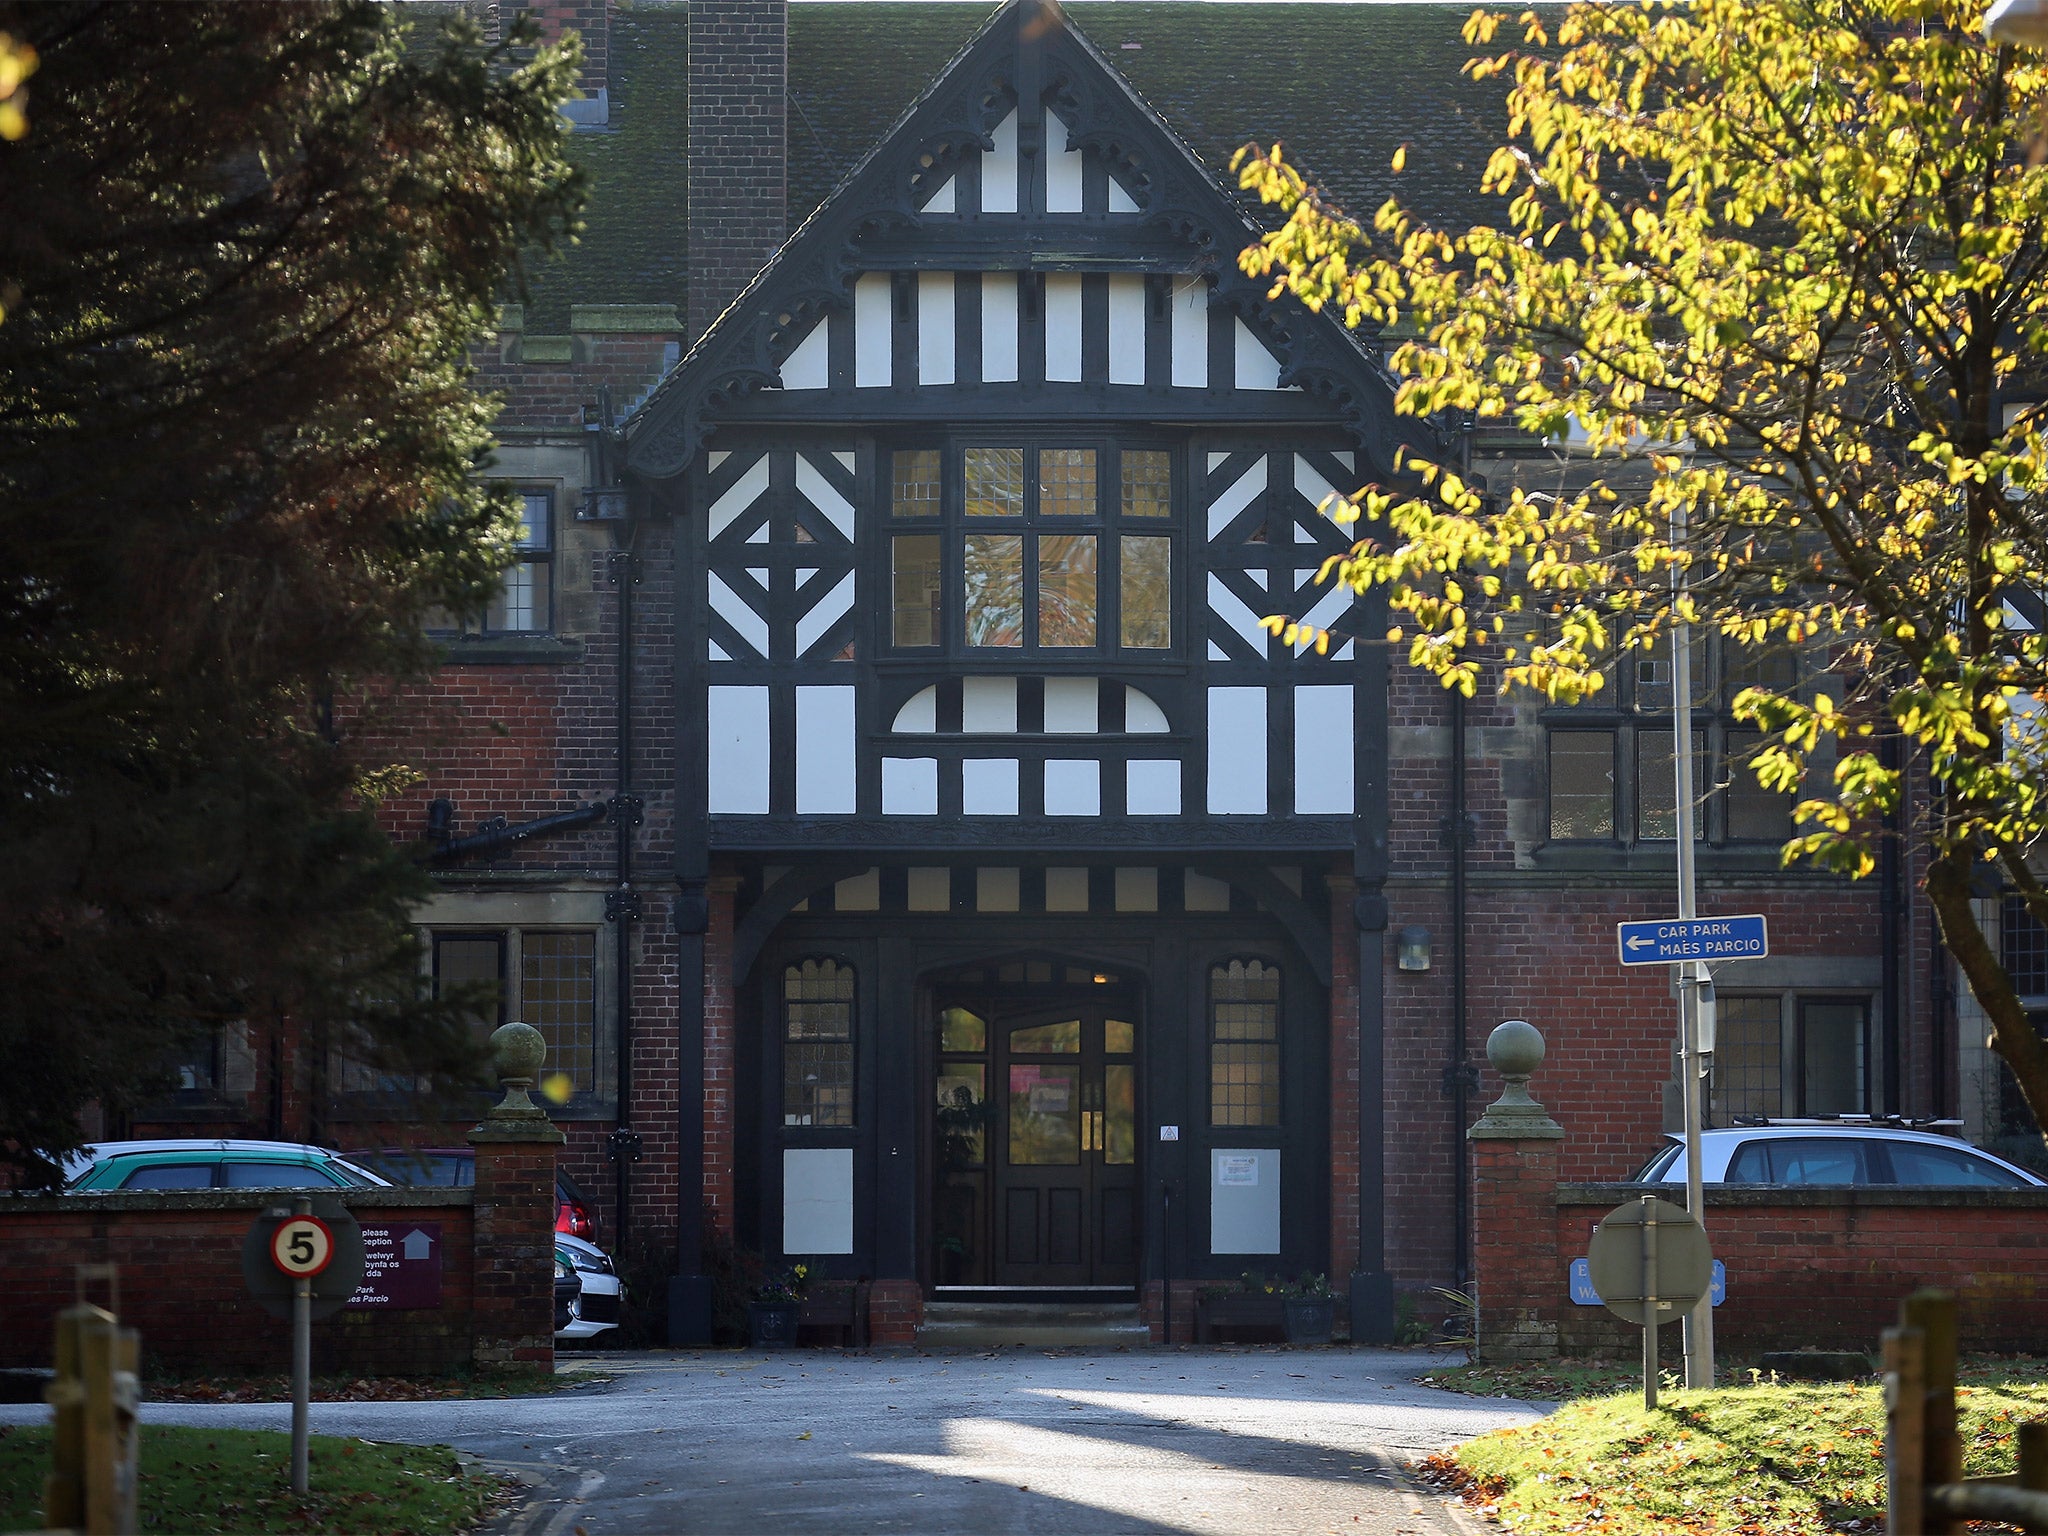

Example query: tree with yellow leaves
[1237,0,2048,1140]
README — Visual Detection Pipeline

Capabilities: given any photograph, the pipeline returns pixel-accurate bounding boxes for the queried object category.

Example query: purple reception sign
[348,1223,443,1310]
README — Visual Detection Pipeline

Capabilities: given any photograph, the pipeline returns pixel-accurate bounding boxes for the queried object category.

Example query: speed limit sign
[269,1216,335,1278]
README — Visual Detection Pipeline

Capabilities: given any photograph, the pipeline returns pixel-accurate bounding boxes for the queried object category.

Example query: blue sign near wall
[1570,1256,1725,1306]
[1616,915,1769,965]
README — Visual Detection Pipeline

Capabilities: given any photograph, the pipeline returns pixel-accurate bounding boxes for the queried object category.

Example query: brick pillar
[1466,1020,1563,1363]
[866,1279,923,1345]
[702,875,740,1238]
[468,1023,567,1371]
[687,0,788,342]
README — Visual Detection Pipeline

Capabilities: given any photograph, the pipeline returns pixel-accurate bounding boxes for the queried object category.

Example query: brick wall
[687,0,787,341]
[0,1190,477,1376]
[703,876,740,1239]
[866,1278,924,1345]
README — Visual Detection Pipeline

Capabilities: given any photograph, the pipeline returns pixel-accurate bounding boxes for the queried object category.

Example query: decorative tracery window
[784,958,855,1126]
[887,442,1174,654]
[1209,959,1280,1127]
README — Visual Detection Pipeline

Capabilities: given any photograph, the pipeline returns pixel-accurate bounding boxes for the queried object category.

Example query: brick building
[130,0,1987,1343]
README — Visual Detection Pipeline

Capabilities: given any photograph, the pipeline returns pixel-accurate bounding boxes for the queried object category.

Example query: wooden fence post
[1884,1322,1925,1536]
[2018,1422,2048,1535]
[1904,1289,1964,1536]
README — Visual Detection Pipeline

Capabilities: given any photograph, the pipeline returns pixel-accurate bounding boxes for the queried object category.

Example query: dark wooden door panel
[1099,1186,1135,1269]
[1048,1188,1084,1266]
[1005,1187,1039,1265]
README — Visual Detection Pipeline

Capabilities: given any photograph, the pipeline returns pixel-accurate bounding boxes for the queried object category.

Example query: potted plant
[748,1264,807,1349]
[1283,1273,1337,1346]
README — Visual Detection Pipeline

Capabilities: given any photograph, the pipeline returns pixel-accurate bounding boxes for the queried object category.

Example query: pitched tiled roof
[517,0,1509,330]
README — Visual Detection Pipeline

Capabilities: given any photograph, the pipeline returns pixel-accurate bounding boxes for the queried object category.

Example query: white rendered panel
[907,867,950,911]
[893,686,937,734]
[1206,458,1266,540]
[1045,275,1083,382]
[796,455,856,540]
[882,757,938,815]
[1045,110,1084,212]
[918,272,956,385]
[1207,573,1269,654]
[795,685,857,814]
[1184,870,1231,912]
[1292,580,1354,656]
[708,455,770,540]
[1294,684,1354,815]
[780,322,828,390]
[1210,1148,1281,1254]
[1114,867,1158,912]
[834,451,855,472]
[708,639,731,662]
[1043,677,1098,734]
[1044,759,1101,816]
[981,273,1019,383]
[784,1148,854,1254]
[794,571,856,657]
[747,567,770,588]
[1246,569,1267,590]
[795,566,819,589]
[707,686,771,815]
[1234,318,1284,391]
[745,523,769,545]
[1294,455,1344,530]
[921,175,956,214]
[1207,688,1268,814]
[709,450,730,471]
[1208,640,1228,661]
[708,572,769,657]
[835,870,880,910]
[962,675,1018,733]
[1108,177,1139,213]
[1045,867,1090,911]
[1124,686,1170,734]
[962,758,1019,815]
[976,867,1021,912]
[982,110,1019,213]
[1108,276,1145,385]
[855,272,892,388]
[1171,276,1208,388]
[1126,759,1181,816]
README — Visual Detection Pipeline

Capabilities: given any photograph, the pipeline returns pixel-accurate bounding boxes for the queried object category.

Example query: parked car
[555,1248,581,1334]
[555,1232,622,1342]
[64,1139,392,1192]
[346,1146,600,1241]
[1633,1122,2046,1188]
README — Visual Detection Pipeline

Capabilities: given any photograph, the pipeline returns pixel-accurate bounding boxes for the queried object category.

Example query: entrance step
[916,1301,1152,1351]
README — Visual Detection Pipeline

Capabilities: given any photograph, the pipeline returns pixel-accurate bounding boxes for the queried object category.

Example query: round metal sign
[269,1216,334,1278]
[242,1198,365,1321]
[1585,1196,1712,1327]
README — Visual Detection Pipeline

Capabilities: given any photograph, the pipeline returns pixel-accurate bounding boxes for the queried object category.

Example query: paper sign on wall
[1217,1155,1259,1187]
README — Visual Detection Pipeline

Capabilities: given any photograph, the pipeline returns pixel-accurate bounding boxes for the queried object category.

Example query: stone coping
[1559,1181,2048,1209]
[0,1188,474,1215]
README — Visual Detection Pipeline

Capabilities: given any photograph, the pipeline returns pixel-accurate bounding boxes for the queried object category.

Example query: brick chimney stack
[687,0,789,343]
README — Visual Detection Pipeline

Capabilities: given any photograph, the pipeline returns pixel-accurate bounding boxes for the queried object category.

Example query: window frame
[781,955,859,1130]
[1207,956,1284,1130]
[428,485,557,639]
[1541,630,1801,850]
[1710,991,1873,1120]
[882,438,1180,660]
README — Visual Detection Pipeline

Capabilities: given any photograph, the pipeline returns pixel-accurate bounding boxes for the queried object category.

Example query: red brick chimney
[687,0,789,343]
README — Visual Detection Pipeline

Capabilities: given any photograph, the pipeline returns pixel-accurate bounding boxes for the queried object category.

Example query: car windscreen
[1726,1138,1874,1185]
[220,1160,332,1188]
[1631,1144,1682,1181]
[1887,1142,2030,1187]
[354,1152,468,1187]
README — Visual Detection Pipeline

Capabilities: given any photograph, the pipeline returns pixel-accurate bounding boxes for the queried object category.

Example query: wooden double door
[934,994,1139,1287]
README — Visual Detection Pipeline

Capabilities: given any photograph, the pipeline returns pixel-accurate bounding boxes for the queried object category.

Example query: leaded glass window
[1209,959,1280,1127]
[784,958,855,1127]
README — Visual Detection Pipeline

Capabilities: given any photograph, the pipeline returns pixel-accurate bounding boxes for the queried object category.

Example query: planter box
[1284,1297,1336,1346]
[1196,1293,1286,1344]
[796,1284,870,1348]
[747,1301,800,1350]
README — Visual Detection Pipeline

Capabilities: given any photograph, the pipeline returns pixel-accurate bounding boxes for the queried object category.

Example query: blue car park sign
[1616,914,1769,966]
[1572,1256,1725,1307]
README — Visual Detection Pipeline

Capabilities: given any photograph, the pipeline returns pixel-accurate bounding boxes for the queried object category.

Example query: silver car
[1633,1123,2045,1188]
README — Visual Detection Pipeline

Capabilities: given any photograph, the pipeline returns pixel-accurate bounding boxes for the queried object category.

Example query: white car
[63,1138,392,1191]
[1633,1123,2045,1188]
[556,1232,623,1341]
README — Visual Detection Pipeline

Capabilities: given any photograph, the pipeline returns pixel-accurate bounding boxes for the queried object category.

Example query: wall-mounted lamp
[575,486,631,523]
[1397,925,1432,973]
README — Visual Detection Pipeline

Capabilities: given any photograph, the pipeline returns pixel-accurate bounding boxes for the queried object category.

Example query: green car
[66,1139,390,1192]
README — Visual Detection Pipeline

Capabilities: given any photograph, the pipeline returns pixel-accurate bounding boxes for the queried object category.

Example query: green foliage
[0,1423,498,1535]
[0,2,583,1182]
[1435,1372,2048,1533]
[1234,0,2048,1139]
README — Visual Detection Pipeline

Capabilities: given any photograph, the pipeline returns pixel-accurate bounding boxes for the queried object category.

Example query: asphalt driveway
[1,1346,1541,1535]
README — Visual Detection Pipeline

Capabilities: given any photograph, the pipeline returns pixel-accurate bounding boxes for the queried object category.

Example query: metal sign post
[243,1196,361,1499]
[269,1197,335,1494]
[1640,1196,1660,1410]
[1587,1195,1712,1411]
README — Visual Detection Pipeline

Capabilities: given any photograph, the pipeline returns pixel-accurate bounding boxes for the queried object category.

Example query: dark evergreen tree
[0,1,584,1182]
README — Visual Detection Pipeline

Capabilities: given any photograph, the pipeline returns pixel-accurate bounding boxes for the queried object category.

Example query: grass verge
[0,1423,505,1535]
[1420,1352,2048,1403]
[1424,1373,2048,1534]
[143,1363,602,1403]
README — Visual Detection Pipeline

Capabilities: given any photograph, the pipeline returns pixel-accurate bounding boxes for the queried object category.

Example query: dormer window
[888,441,1175,656]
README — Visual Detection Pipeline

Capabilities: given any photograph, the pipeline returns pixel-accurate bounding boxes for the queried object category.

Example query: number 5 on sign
[270,1216,334,1278]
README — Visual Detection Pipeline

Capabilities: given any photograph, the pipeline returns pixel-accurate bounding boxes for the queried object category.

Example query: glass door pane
[1009,1064,1079,1164]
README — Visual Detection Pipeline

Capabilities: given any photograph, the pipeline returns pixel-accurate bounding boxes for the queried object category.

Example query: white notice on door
[1217,1154,1258,1187]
